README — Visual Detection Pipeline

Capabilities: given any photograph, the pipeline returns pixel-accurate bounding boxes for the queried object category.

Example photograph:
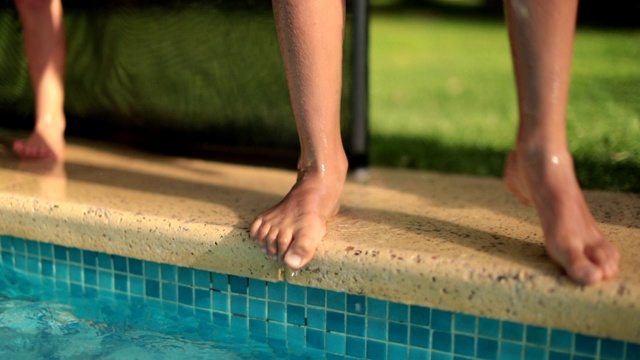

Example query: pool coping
[0,138,638,343]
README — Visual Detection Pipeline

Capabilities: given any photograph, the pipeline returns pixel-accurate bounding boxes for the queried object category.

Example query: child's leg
[503,0,619,284]
[14,0,66,160]
[251,0,348,270]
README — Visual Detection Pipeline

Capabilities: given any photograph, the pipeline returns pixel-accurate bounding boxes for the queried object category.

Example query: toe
[587,243,619,280]
[284,226,324,270]
[565,249,603,285]
[266,228,280,258]
[276,229,294,261]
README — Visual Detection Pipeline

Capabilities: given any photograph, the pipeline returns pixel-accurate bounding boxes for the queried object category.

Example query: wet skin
[253,0,620,285]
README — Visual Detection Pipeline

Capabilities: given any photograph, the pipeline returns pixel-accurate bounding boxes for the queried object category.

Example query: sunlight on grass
[368,9,640,191]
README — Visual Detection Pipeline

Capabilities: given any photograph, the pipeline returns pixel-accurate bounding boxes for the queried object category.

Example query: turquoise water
[0,266,323,359]
[0,235,638,360]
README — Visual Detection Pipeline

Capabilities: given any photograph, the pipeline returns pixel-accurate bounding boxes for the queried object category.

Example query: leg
[251,0,348,270]
[14,0,66,160]
[503,0,619,284]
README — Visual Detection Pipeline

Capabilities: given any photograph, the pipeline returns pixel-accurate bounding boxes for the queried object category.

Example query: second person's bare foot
[251,156,347,270]
[504,147,620,285]
[13,114,65,160]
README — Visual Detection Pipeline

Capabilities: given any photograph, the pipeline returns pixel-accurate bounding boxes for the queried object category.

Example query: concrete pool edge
[0,139,638,343]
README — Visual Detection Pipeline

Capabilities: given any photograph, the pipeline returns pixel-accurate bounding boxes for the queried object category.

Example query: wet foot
[504,147,620,285]
[13,114,65,160]
[250,156,347,270]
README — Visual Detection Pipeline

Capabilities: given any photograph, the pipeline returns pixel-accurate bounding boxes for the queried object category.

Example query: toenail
[286,254,302,268]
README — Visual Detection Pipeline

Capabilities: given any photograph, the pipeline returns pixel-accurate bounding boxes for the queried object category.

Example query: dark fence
[0,0,369,168]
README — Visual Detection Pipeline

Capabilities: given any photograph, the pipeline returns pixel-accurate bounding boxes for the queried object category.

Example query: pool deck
[0,134,638,343]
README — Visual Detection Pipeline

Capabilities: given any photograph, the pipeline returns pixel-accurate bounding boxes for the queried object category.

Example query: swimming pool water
[0,235,638,359]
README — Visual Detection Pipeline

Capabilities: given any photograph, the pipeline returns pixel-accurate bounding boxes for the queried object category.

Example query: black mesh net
[0,0,357,166]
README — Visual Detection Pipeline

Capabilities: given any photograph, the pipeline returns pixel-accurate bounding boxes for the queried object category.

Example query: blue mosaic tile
[549,351,571,360]
[433,331,453,353]
[410,325,430,349]
[573,355,595,360]
[287,304,305,325]
[502,321,524,342]
[128,258,143,276]
[500,341,523,360]
[388,322,408,345]
[307,308,326,329]
[525,325,548,346]
[479,318,501,340]
[287,284,306,304]
[97,252,111,269]
[455,313,477,335]
[211,273,228,291]
[600,338,625,359]
[13,238,25,253]
[247,278,265,298]
[432,309,453,332]
[229,275,247,294]
[549,329,573,351]
[41,259,54,276]
[250,318,267,337]
[178,267,193,285]
[326,332,346,355]
[627,343,640,360]
[143,261,159,279]
[40,243,53,259]
[231,314,248,332]
[346,336,366,358]
[326,290,345,311]
[68,248,82,263]
[454,334,475,357]
[327,311,345,333]
[114,273,128,292]
[268,301,285,322]
[130,276,144,296]
[1,251,12,265]
[574,334,598,355]
[194,269,211,288]
[347,294,365,315]
[213,312,230,328]
[432,350,454,360]
[213,292,229,312]
[27,256,40,273]
[410,348,430,360]
[524,345,546,360]
[267,321,286,341]
[346,314,365,337]
[178,285,193,306]
[26,240,39,255]
[111,255,127,272]
[307,328,325,351]
[161,282,177,302]
[249,299,266,320]
[367,298,387,318]
[14,254,26,270]
[268,281,286,302]
[366,340,386,360]
[286,324,305,347]
[231,294,248,316]
[476,337,498,360]
[389,302,408,323]
[0,236,12,250]
[82,250,97,267]
[145,279,160,298]
[368,318,388,341]
[160,263,177,282]
[70,264,82,282]
[195,288,211,308]
[307,287,325,307]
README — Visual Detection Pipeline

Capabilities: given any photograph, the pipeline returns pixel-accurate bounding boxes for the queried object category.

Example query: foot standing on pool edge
[503,0,619,285]
[13,0,66,160]
[250,0,348,270]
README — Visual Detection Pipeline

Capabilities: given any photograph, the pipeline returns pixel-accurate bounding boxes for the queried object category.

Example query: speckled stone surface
[0,135,638,343]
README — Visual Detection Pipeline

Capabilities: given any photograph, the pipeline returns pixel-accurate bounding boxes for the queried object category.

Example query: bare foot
[504,148,620,285]
[13,114,65,160]
[250,157,347,270]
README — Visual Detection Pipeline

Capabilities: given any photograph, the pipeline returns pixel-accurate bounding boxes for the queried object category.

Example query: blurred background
[0,0,638,192]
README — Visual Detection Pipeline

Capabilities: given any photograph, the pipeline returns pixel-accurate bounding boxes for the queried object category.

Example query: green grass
[368,9,640,192]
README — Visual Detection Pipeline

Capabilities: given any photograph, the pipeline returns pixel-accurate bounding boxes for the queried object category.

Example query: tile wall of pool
[0,235,638,360]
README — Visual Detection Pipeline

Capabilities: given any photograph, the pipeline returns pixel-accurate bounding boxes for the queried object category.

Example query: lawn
[368,5,640,192]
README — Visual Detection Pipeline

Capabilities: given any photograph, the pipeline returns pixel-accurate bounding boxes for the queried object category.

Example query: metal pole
[350,0,369,172]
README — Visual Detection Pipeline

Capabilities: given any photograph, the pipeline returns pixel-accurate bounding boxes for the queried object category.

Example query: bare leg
[251,0,348,270]
[13,0,66,160]
[503,0,619,284]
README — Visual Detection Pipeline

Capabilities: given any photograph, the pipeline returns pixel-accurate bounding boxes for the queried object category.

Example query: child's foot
[504,148,620,285]
[250,156,347,270]
[13,114,65,160]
